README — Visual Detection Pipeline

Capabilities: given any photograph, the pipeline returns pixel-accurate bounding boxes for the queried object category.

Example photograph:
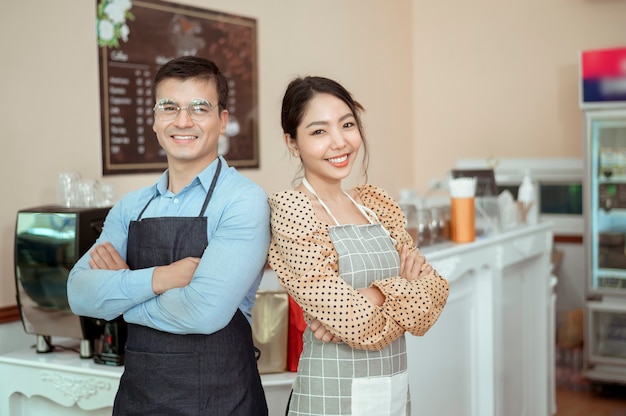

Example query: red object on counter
[287,295,306,372]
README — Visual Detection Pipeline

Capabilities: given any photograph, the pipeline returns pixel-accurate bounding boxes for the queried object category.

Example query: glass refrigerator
[581,46,626,385]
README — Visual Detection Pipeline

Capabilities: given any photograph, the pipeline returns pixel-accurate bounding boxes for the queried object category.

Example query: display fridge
[581,46,626,385]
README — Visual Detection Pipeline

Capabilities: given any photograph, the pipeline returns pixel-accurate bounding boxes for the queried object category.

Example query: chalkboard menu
[97,0,258,174]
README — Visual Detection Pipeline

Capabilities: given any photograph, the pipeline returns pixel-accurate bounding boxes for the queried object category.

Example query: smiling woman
[267,76,449,416]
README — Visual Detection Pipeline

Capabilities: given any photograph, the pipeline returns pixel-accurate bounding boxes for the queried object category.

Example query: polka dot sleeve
[267,190,406,351]
[357,185,450,337]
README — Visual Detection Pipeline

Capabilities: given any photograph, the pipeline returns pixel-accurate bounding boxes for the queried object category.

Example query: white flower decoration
[104,3,126,24]
[97,0,134,48]
[98,19,115,42]
[120,24,130,42]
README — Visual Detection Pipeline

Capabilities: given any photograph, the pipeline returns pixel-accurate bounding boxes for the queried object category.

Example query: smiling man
[67,56,269,416]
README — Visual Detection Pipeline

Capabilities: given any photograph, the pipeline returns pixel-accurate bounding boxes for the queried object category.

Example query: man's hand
[89,242,199,295]
[152,257,200,295]
[89,242,128,271]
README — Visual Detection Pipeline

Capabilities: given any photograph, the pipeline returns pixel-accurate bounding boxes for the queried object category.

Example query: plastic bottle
[517,169,539,224]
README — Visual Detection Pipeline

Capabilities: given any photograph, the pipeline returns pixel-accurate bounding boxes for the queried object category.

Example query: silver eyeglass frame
[153,98,215,122]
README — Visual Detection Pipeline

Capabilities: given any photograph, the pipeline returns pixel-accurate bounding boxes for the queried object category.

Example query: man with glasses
[68,56,269,415]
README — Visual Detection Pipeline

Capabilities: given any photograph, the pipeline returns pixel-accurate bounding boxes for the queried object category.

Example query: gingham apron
[287,180,410,416]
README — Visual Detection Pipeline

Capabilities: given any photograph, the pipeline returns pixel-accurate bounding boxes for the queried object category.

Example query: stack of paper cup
[449,177,477,243]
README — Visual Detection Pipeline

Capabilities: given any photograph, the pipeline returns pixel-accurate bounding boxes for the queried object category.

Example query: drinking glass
[57,172,82,207]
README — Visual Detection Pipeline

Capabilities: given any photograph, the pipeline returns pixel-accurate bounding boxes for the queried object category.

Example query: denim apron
[113,159,268,416]
[287,179,410,416]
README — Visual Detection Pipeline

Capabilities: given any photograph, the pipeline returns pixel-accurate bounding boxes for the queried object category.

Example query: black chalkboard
[97,0,258,174]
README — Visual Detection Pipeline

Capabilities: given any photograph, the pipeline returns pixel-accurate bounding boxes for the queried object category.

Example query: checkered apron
[287,193,411,415]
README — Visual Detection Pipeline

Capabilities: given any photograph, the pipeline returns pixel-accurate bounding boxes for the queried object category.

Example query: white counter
[408,221,555,416]
[0,222,554,416]
[0,343,295,416]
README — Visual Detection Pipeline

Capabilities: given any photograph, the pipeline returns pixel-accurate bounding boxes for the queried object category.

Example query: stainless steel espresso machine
[14,205,126,365]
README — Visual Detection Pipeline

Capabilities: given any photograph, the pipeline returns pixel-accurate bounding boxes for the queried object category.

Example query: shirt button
[173,198,179,204]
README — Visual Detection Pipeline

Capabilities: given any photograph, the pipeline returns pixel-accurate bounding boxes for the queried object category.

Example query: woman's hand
[309,319,341,343]
[399,244,432,281]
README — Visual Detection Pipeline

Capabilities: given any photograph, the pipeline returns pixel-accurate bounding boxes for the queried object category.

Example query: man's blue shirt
[67,157,270,334]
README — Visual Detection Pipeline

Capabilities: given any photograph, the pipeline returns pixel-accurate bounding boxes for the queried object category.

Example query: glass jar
[417,208,434,247]
[430,206,446,243]
[400,202,419,243]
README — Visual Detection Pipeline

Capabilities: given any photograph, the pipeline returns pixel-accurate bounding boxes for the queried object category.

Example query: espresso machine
[14,205,127,365]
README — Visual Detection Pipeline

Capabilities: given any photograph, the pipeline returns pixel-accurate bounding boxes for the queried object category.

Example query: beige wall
[1,0,625,308]
[1,0,414,307]
[411,0,626,191]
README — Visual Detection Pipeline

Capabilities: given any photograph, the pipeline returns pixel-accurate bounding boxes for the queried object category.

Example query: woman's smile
[327,153,350,167]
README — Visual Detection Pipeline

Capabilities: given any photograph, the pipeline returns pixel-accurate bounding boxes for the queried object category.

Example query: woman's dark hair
[153,56,229,111]
[281,76,369,180]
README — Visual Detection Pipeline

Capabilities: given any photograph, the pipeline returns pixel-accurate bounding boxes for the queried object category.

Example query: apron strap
[136,158,223,221]
[199,158,222,217]
[302,178,377,225]
[136,193,158,221]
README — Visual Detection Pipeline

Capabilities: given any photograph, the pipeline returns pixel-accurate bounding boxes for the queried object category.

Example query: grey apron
[287,180,410,416]
[113,159,268,416]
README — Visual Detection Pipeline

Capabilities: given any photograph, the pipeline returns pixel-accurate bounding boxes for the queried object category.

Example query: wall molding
[0,305,20,324]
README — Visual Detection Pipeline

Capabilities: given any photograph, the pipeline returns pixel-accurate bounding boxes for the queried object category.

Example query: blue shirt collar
[154,156,228,197]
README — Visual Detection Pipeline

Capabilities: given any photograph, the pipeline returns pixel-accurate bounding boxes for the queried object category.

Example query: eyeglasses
[153,98,215,122]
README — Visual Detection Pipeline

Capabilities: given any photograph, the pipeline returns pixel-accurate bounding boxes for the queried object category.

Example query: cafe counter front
[409,221,556,416]
[0,222,555,416]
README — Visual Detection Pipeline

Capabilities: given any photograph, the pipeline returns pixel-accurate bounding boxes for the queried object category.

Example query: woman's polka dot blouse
[267,183,450,351]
